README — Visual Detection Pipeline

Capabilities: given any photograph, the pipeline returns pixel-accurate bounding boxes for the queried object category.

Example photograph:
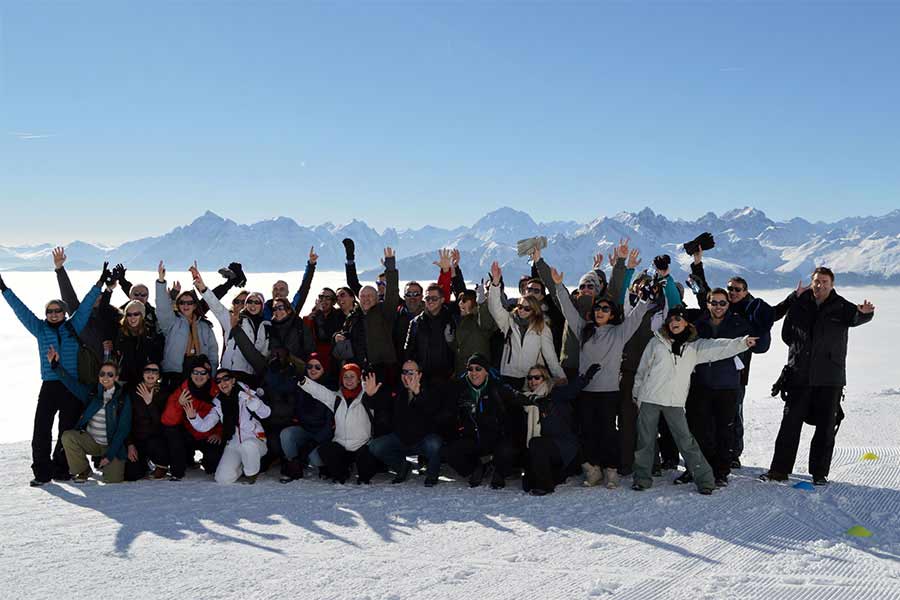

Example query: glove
[112,263,127,284]
[475,281,486,305]
[0,273,6,292]
[584,363,601,381]
[516,236,547,257]
[342,238,355,262]
[97,262,112,286]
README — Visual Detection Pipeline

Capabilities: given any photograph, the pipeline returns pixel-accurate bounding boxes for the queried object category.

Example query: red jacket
[161,380,222,440]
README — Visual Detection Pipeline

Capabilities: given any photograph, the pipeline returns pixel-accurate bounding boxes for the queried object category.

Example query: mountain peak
[721,207,768,221]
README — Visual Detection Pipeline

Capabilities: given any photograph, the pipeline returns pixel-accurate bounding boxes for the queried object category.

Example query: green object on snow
[861,452,879,460]
[846,525,873,538]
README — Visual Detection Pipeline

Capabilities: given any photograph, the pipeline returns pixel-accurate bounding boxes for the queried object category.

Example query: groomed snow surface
[1,274,899,599]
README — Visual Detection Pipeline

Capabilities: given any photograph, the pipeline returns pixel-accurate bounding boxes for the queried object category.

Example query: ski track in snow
[1,278,899,599]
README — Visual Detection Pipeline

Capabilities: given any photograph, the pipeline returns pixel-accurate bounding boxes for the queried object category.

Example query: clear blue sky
[1,2,898,245]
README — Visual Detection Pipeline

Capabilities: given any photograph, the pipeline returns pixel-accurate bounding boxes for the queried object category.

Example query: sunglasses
[191,369,209,376]
[404,291,422,298]
[467,365,485,373]
[143,367,160,373]
[516,305,533,312]
[525,287,543,294]
[726,286,745,293]
[232,298,246,306]
[594,305,612,313]
[376,281,386,287]
[337,292,351,299]
[317,294,335,301]
[579,283,596,290]
[708,300,729,308]
[98,370,117,378]
[424,296,441,303]
[526,374,544,381]
[131,292,149,298]
[272,305,288,312]
[668,315,685,323]
[126,311,143,318]
[307,363,323,371]
[214,375,234,384]
[245,299,262,306]
[45,308,65,315]
[177,300,196,306]
[401,369,419,376]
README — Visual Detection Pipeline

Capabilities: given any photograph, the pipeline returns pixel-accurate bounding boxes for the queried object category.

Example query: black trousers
[770,386,842,478]
[442,437,520,479]
[618,371,639,474]
[315,441,381,483]
[656,413,679,467]
[577,391,619,469]
[523,437,566,493]
[32,381,83,481]
[124,435,170,481]
[163,426,224,478]
[686,386,737,479]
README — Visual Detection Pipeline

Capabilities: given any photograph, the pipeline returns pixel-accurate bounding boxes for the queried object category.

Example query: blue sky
[1,2,898,245]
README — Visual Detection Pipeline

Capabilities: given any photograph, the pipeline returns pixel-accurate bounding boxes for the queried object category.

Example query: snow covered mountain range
[2,207,899,287]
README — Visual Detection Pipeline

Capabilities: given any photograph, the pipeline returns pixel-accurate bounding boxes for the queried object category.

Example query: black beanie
[466,353,490,370]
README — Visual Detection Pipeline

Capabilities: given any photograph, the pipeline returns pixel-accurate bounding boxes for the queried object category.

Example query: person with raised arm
[192,263,269,386]
[155,261,218,390]
[263,246,319,321]
[124,362,171,480]
[114,300,164,388]
[185,368,272,484]
[631,306,758,495]
[304,287,343,376]
[1,263,105,486]
[761,267,874,486]
[296,364,381,484]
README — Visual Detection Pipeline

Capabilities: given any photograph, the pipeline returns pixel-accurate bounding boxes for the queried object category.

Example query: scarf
[670,328,691,357]
[522,384,549,444]
[340,363,362,401]
[463,378,488,415]
[185,317,202,358]
[218,386,241,442]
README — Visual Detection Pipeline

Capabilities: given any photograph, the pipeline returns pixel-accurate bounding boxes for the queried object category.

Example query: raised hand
[858,300,875,314]
[408,371,422,395]
[794,280,810,297]
[113,263,127,283]
[136,383,154,406]
[309,246,319,265]
[692,247,703,265]
[384,247,395,260]
[183,399,197,419]
[617,237,630,259]
[178,389,192,407]
[188,260,200,280]
[594,253,604,270]
[627,248,642,269]
[363,372,382,396]
[450,248,460,272]
[550,267,564,286]
[158,261,166,282]
[171,281,182,296]
[490,261,502,285]
[434,249,451,272]
[529,246,541,263]
[52,247,67,270]
[192,265,207,292]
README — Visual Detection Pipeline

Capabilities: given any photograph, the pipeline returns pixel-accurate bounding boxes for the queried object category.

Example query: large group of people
[0,234,875,495]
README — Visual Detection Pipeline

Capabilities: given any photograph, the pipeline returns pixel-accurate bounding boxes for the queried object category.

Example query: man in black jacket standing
[761,267,874,486]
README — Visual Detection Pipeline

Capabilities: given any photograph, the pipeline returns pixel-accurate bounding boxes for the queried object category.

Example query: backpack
[64,321,101,387]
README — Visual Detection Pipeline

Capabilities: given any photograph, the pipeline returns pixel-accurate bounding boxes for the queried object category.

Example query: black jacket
[692,312,759,390]
[264,365,334,443]
[404,306,456,377]
[379,385,443,446]
[779,289,873,387]
[114,327,164,385]
[445,378,508,451]
[128,388,165,444]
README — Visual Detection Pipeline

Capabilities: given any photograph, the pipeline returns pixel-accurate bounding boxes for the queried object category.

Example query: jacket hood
[655,323,698,344]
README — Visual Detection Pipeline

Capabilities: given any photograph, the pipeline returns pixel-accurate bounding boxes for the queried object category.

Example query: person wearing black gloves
[761,267,874,486]
[1,263,104,485]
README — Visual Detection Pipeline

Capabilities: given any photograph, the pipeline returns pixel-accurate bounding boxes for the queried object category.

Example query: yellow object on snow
[846,525,873,538]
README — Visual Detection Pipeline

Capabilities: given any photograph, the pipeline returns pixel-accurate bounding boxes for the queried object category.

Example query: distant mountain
[2,207,899,288]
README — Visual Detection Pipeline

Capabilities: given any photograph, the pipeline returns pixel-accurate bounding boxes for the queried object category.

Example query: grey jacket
[556,283,650,392]
[155,280,219,374]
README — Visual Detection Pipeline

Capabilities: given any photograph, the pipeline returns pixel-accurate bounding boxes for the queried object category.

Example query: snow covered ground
[1,272,898,599]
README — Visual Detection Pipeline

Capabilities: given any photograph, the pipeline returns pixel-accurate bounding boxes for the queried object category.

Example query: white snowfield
[1,273,898,599]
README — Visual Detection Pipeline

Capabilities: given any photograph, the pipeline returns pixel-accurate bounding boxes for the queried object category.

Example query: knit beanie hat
[578,270,608,292]
[666,305,688,322]
[466,353,491,370]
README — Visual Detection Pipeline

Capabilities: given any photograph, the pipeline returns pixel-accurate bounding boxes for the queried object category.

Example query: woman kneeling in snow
[185,369,271,484]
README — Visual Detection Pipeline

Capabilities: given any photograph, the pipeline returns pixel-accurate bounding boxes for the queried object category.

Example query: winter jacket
[155,280,219,374]
[556,282,650,392]
[268,312,314,362]
[778,289,873,388]
[161,380,222,440]
[202,289,270,375]
[633,326,750,408]
[692,311,762,390]
[617,261,678,375]
[404,305,456,377]
[304,309,344,372]
[54,363,132,461]
[3,284,101,381]
[56,267,121,362]
[189,384,272,444]
[452,303,497,375]
[487,283,565,380]
[335,256,400,367]
[299,378,374,452]
[446,378,507,451]
[128,387,165,444]
[114,327,164,385]
[377,385,444,446]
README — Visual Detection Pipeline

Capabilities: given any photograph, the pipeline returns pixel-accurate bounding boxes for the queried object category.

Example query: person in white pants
[186,369,271,484]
